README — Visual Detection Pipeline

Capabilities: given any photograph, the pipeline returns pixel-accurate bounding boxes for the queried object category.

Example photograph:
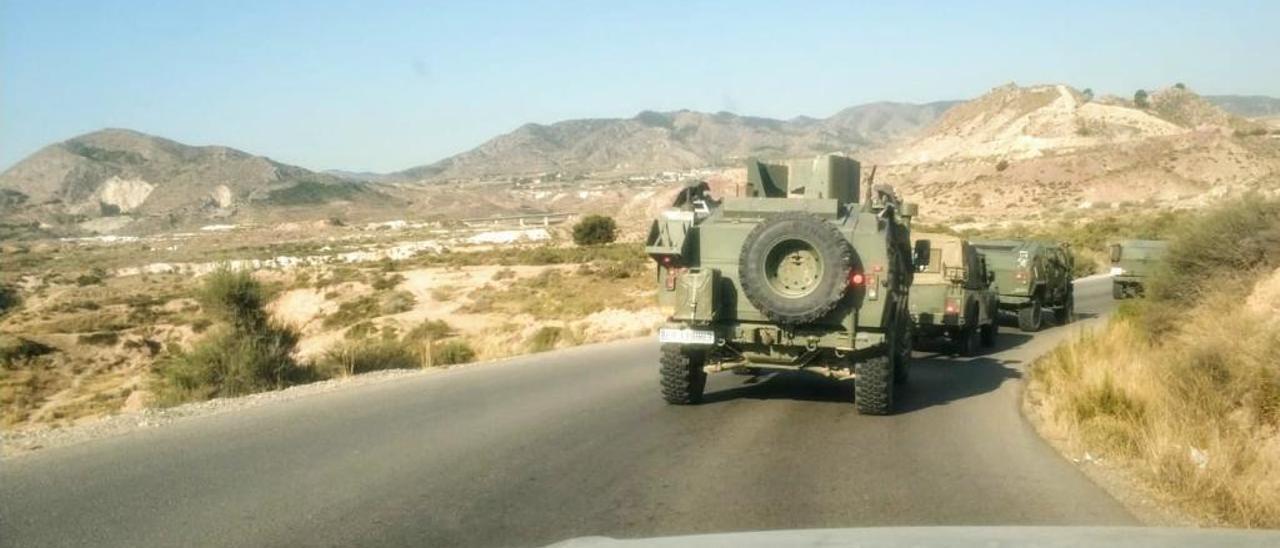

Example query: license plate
[658,328,715,345]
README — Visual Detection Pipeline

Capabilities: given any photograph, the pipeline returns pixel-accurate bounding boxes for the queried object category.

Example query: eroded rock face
[211,184,234,208]
[95,176,154,212]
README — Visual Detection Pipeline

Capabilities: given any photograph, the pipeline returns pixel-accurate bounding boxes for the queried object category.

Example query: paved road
[1,277,1132,547]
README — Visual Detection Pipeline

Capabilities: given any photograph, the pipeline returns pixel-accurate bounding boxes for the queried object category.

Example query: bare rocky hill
[878,84,1280,222]
[0,129,402,233]
[396,102,957,181]
[1206,95,1280,118]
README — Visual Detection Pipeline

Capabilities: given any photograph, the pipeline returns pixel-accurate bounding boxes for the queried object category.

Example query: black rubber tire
[891,310,912,385]
[855,355,894,415]
[1112,282,1125,300]
[980,320,998,347]
[660,344,707,405]
[1056,290,1075,325]
[1017,299,1043,332]
[738,212,852,325]
[957,324,981,356]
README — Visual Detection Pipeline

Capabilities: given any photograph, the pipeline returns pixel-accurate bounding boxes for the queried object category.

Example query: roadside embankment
[1024,196,1280,527]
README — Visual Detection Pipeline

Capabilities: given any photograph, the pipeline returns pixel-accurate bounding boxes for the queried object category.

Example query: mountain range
[1,88,1277,234]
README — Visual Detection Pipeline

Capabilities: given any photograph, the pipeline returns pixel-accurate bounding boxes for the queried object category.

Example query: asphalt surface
[1,277,1133,547]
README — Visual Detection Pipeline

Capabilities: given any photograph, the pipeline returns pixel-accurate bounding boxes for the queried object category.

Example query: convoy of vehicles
[647,154,1171,412]
[1109,239,1169,299]
[970,239,1075,332]
[646,154,924,415]
[908,234,1000,356]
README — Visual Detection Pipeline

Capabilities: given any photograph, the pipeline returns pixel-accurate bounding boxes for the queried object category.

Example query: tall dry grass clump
[1027,196,1280,527]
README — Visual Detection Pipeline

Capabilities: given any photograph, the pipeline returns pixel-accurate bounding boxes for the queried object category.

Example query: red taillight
[660,255,673,266]
[849,272,865,286]
[945,298,959,314]
[1015,269,1027,281]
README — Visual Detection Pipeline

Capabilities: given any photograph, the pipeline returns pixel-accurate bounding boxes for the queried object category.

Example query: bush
[1147,196,1280,308]
[317,338,420,377]
[0,335,54,367]
[528,326,563,352]
[1134,89,1149,108]
[380,290,417,314]
[77,332,120,346]
[154,326,309,405]
[153,268,309,405]
[995,160,1010,172]
[0,284,19,316]
[572,215,618,246]
[404,319,452,343]
[432,340,475,365]
[323,295,379,329]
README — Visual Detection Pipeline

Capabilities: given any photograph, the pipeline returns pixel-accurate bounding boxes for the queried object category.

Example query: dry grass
[1027,197,1280,527]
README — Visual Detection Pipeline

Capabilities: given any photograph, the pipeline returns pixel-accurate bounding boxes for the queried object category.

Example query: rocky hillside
[0,129,401,233]
[880,84,1280,221]
[397,101,957,181]
[1206,95,1280,118]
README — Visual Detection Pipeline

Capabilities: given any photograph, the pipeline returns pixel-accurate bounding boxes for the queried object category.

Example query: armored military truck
[646,154,927,415]
[970,240,1074,332]
[1109,239,1168,299]
[908,234,999,356]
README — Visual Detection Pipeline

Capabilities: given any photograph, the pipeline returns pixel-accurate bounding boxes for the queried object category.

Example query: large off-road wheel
[660,344,707,405]
[956,324,981,357]
[854,355,894,415]
[1112,282,1126,300]
[891,312,912,385]
[1017,298,1043,332]
[1055,290,1075,325]
[738,212,853,325]
[980,320,998,348]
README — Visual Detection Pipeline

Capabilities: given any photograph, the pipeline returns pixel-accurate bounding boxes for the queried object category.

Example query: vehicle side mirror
[1108,244,1122,263]
[913,239,931,269]
[902,202,918,218]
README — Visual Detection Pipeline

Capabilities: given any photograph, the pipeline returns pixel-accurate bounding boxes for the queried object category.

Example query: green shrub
[0,335,54,367]
[404,319,452,343]
[528,326,563,352]
[317,338,420,377]
[77,332,120,346]
[344,320,378,340]
[380,290,417,314]
[153,267,309,405]
[323,295,379,328]
[198,268,269,331]
[154,326,309,405]
[0,284,20,316]
[370,272,405,291]
[572,215,618,246]
[432,340,476,365]
[1147,196,1280,307]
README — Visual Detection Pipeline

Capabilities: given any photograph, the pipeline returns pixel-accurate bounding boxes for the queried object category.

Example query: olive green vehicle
[1109,239,1168,299]
[908,234,999,356]
[646,154,927,415]
[970,240,1074,332]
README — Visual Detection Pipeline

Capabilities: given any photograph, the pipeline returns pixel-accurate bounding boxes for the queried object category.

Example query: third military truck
[1109,239,1168,299]
[970,240,1075,332]
[908,234,999,355]
[646,154,926,415]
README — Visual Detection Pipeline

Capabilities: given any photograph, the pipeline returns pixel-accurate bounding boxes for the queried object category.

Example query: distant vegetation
[572,215,618,246]
[264,180,366,206]
[1027,196,1280,527]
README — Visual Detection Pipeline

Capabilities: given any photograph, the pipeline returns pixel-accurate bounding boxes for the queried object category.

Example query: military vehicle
[908,234,999,355]
[646,154,927,415]
[970,240,1074,332]
[1109,239,1168,299]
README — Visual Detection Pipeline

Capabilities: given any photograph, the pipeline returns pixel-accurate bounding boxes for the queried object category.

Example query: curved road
[1,277,1131,547]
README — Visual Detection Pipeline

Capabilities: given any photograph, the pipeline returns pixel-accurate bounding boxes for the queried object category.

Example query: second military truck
[908,234,999,355]
[647,154,927,415]
[971,240,1074,332]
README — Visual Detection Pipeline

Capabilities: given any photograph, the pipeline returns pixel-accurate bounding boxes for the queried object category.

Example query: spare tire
[739,212,853,325]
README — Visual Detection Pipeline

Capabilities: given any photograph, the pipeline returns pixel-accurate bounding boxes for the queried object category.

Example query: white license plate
[658,328,715,345]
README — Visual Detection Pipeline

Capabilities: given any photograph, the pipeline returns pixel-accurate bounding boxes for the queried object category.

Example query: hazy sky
[2,0,1278,172]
